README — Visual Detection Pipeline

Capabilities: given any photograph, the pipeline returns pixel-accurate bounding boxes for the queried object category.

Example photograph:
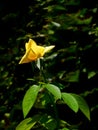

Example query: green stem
[48,93,60,129]
[37,58,60,128]
[40,59,47,83]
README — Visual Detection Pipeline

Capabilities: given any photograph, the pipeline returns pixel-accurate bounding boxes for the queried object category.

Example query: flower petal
[44,45,55,54]
[25,39,37,53]
[33,45,45,57]
[19,39,55,64]
[27,39,45,57]
[19,54,31,64]
[27,49,37,60]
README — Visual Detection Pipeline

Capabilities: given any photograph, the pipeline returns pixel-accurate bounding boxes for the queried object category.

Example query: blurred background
[0,0,98,129]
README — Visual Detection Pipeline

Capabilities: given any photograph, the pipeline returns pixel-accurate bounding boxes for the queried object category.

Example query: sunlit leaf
[51,21,61,27]
[61,92,79,113]
[44,84,61,100]
[71,94,90,120]
[22,85,40,118]
[16,115,41,130]
[62,128,69,130]
[88,71,96,79]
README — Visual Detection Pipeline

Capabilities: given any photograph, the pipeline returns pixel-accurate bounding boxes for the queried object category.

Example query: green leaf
[16,115,41,130]
[71,94,90,120]
[51,21,61,27]
[22,85,40,118]
[61,93,79,113]
[44,84,61,100]
[54,5,66,11]
[39,114,57,130]
[44,118,57,130]
[88,71,96,79]
[65,70,79,82]
[62,128,69,130]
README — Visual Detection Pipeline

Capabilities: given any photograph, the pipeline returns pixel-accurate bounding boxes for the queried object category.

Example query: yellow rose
[19,39,55,64]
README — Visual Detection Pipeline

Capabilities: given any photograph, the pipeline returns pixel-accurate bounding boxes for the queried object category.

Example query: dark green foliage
[0,0,98,129]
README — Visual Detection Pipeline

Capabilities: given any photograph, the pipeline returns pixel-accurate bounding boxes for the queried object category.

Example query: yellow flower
[19,39,55,64]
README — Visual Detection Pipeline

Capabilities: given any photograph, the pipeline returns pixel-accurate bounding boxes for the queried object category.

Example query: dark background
[0,0,98,129]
